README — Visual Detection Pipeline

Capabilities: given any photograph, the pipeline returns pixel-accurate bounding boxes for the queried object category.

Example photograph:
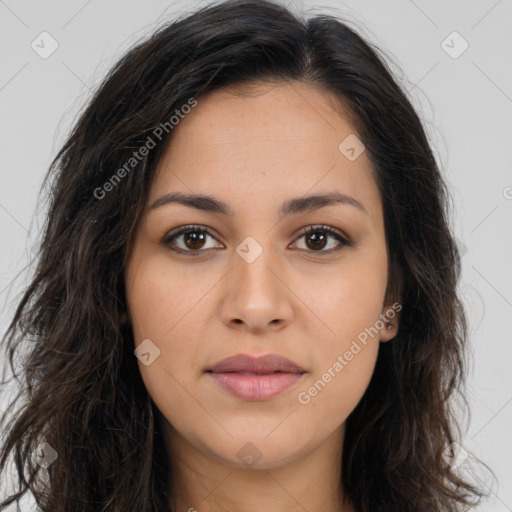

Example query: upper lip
[206,354,306,374]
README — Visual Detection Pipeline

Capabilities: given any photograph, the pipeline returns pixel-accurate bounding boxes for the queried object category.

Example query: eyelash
[161,224,351,257]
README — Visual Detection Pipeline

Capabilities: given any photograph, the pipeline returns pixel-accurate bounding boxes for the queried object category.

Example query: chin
[208,436,309,471]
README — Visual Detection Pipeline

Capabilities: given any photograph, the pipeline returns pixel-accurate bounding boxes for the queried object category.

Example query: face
[124,81,400,472]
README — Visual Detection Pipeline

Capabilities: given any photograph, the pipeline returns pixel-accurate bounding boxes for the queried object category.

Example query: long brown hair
[0,1,494,510]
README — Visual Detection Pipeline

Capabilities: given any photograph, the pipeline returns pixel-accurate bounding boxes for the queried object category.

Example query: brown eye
[162,224,351,257]
[182,230,207,250]
[292,225,350,253]
[305,231,328,251]
[162,225,223,255]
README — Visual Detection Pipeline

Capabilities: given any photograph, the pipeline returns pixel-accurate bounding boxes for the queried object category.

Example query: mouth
[206,354,306,401]
[210,370,297,374]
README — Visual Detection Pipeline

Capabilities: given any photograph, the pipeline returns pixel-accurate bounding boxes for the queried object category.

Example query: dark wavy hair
[0,0,494,510]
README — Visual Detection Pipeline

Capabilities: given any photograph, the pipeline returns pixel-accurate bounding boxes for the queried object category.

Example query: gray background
[1,0,511,509]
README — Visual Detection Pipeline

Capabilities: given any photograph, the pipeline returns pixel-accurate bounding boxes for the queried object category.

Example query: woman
[0,0,492,510]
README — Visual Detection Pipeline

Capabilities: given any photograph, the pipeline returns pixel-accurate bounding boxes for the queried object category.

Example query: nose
[219,243,293,334]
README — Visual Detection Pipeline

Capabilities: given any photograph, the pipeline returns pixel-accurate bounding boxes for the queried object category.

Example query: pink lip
[208,372,304,400]
[207,353,305,373]
[206,353,306,401]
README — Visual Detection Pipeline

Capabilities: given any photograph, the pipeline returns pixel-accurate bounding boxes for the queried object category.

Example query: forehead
[149,81,382,225]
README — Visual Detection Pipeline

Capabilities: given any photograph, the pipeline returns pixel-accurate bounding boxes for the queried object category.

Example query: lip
[206,353,306,401]
[207,353,305,373]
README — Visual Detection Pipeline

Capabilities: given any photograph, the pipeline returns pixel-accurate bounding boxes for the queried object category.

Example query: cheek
[295,345,378,439]
[291,258,385,417]
[293,256,387,349]
[126,250,213,341]
[125,253,213,414]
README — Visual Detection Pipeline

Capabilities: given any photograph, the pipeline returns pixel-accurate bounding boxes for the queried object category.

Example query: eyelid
[161,224,223,251]
[293,224,350,244]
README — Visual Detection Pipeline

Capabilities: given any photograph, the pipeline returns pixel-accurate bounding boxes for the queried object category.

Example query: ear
[379,300,402,342]
[379,261,403,343]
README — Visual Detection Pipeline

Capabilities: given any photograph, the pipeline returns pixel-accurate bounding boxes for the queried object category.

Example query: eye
[161,224,351,256]
[290,225,351,253]
[161,225,222,255]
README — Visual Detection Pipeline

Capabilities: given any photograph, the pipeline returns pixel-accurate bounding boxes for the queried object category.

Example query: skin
[124,80,401,512]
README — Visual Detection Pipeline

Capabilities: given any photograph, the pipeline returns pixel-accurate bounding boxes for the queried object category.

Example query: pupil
[307,232,326,250]
[185,231,205,249]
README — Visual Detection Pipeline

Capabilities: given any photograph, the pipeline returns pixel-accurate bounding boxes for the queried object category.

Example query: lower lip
[207,371,304,400]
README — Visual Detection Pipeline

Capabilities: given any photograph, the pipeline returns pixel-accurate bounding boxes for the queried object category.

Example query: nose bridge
[220,232,292,330]
[233,233,281,302]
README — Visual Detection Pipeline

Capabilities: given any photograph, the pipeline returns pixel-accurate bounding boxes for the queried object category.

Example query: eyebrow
[149,191,368,217]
